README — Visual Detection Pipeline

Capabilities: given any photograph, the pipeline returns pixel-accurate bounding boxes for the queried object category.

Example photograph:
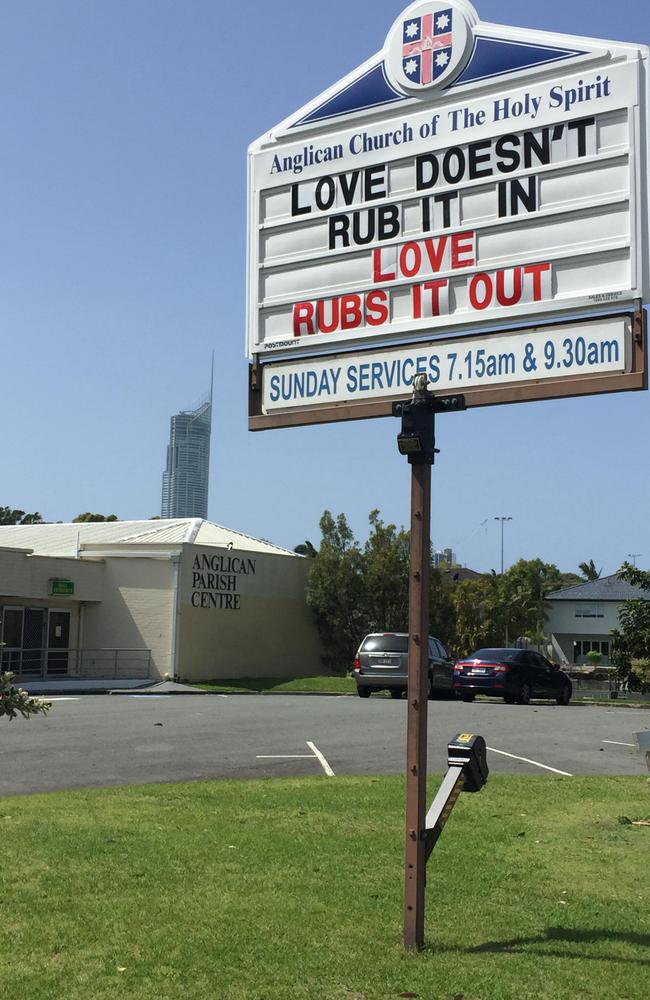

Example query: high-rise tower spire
[161,369,212,519]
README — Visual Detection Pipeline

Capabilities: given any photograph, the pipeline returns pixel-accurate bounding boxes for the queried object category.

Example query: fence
[0,648,152,681]
[567,671,650,700]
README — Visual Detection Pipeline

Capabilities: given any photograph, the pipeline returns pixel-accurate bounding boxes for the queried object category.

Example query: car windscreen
[360,635,408,653]
[466,648,521,663]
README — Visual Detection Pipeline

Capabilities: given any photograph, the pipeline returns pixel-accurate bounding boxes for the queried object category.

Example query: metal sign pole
[403,454,431,951]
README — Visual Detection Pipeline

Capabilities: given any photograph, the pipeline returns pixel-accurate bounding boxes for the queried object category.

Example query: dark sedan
[453,648,572,705]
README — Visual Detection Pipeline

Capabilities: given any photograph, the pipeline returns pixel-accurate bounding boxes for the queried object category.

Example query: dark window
[575,605,604,618]
[361,634,408,653]
[573,639,611,662]
[1,608,23,647]
[467,648,520,663]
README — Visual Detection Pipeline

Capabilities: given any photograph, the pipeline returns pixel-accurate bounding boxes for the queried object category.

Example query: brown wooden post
[403,431,432,950]
[395,383,465,949]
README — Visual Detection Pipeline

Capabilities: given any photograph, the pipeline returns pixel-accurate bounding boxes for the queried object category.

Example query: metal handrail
[0,647,152,681]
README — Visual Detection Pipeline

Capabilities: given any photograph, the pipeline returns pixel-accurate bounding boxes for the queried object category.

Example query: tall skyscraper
[161,368,213,519]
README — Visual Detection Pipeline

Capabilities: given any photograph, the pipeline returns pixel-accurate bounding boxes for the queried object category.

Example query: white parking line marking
[256,755,315,759]
[602,740,635,747]
[256,742,336,777]
[43,697,80,702]
[307,741,335,777]
[487,745,573,777]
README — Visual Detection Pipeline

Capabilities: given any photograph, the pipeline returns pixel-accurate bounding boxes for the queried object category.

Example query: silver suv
[353,632,454,699]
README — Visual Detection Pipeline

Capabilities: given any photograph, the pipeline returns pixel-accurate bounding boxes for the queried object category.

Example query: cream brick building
[0,520,322,682]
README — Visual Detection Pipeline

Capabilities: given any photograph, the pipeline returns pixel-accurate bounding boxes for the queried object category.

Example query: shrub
[0,672,52,721]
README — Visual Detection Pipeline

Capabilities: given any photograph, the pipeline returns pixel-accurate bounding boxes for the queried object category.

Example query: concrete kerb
[20,680,206,696]
[19,680,351,697]
[18,679,650,702]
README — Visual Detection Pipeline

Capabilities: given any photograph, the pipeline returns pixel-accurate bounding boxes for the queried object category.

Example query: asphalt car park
[1,693,647,796]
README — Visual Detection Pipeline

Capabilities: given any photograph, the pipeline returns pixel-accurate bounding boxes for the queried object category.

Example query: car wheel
[390,689,403,700]
[357,687,371,699]
[556,683,571,706]
[460,692,475,703]
[516,682,531,705]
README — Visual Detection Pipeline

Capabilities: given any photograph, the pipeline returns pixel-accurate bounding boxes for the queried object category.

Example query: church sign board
[247,1,648,428]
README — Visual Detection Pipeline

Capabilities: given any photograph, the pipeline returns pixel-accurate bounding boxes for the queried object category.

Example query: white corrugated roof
[0,519,299,559]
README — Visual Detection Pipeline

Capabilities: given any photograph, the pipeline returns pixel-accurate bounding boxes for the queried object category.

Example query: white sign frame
[246,1,648,428]
[249,310,646,429]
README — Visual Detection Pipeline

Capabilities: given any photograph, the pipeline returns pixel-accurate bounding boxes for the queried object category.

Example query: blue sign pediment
[290,27,590,130]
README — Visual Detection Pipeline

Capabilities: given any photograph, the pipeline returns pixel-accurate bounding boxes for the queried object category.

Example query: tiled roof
[0,519,298,559]
[546,574,649,602]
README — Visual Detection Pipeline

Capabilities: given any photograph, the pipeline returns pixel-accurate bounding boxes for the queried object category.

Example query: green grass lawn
[190,676,650,709]
[191,675,357,694]
[1,775,649,999]
[577,696,650,707]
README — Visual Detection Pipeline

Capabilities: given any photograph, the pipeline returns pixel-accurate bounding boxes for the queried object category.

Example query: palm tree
[294,540,317,558]
[579,559,601,581]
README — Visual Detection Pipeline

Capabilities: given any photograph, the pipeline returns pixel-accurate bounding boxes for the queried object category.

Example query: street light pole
[494,516,512,575]
[495,516,513,646]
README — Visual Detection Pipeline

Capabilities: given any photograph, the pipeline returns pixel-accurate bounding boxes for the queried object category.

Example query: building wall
[0,548,104,603]
[82,557,176,679]
[0,549,105,675]
[176,544,323,680]
[2,543,325,682]
[551,633,613,665]
[545,599,620,634]
[0,549,105,650]
[546,599,619,666]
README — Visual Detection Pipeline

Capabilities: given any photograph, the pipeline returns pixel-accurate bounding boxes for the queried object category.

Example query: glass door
[47,611,71,676]
[21,609,46,677]
[1,607,24,673]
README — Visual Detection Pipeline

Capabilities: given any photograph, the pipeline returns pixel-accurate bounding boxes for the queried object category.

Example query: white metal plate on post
[247,1,649,372]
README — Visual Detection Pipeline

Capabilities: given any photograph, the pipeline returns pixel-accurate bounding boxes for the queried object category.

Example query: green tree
[72,513,119,522]
[611,562,650,691]
[451,574,502,654]
[579,559,602,581]
[306,511,366,672]
[450,558,562,652]
[0,673,51,721]
[501,558,563,644]
[429,566,458,652]
[362,510,410,632]
[0,507,43,525]
[618,562,650,591]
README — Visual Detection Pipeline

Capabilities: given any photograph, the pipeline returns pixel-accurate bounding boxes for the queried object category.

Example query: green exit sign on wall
[49,579,75,596]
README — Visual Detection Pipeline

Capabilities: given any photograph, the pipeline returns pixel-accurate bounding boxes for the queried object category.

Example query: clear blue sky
[1,0,647,575]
